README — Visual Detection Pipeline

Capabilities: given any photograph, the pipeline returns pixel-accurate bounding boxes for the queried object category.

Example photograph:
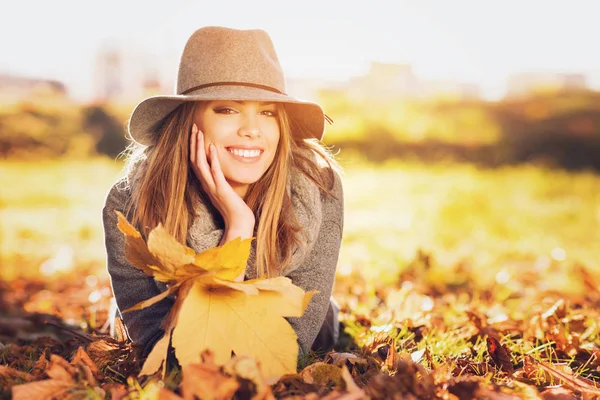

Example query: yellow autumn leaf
[116,213,315,381]
[192,237,252,281]
[115,211,163,278]
[171,277,316,381]
[121,281,182,313]
[147,223,197,275]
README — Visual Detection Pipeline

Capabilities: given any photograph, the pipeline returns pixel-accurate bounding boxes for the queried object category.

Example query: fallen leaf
[118,213,315,382]
[0,365,35,387]
[540,386,578,400]
[486,337,514,374]
[533,357,600,396]
[180,349,239,400]
[12,380,72,400]
[222,355,275,399]
[171,277,314,380]
[31,348,49,378]
[300,362,344,387]
[72,346,100,379]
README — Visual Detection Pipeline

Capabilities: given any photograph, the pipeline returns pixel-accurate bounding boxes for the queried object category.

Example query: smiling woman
[101,26,344,364]
[193,100,282,195]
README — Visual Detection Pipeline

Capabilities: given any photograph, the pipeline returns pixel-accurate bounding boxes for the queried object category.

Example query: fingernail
[192,124,198,134]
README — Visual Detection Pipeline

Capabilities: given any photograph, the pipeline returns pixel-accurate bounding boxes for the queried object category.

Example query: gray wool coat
[102,162,344,359]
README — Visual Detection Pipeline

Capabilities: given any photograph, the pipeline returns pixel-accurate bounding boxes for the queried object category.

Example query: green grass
[2,156,598,286]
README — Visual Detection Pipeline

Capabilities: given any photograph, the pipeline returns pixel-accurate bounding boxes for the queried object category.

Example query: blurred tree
[82,106,128,158]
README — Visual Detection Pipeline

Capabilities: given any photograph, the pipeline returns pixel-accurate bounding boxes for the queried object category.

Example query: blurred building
[506,72,588,98]
[420,80,481,101]
[290,61,481,101]
[94,48,123,101]
[347,62,420,99]
[93,44,172,104]
[0,73,68,104]
[286,77,347,102]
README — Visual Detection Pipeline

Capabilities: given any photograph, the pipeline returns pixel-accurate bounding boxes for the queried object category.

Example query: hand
[189,124,256,235]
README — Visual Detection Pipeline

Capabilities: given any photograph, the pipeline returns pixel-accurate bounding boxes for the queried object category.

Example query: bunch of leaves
[115,211,316,382]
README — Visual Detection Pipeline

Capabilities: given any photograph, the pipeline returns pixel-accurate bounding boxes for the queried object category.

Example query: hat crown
[176,26,286,95]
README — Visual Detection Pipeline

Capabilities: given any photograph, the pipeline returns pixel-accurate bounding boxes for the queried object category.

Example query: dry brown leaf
[85,337,130,370]
[534,357,600,396]
[72,346,100,378]
[300,362,344,388]
[31,348,49,378]
[46,355,76,382]
[540,386,578,400]
[102,382,130,400]
[113,316,129,343]
[486,337,514,374]
[0,365,35,387]
[12,380,72,400]
[11,353,100,400]
[180,357,239,400]
[222,355,275,399]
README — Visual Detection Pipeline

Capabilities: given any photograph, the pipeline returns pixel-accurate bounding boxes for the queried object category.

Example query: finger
[195,130,216,190]
[209,144,228,187]
[189,124,197,165]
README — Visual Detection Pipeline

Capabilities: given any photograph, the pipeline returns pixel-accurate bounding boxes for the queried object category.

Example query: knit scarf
[127,160,323,279]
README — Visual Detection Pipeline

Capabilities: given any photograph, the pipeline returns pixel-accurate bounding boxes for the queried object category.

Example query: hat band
[181,81,286,96]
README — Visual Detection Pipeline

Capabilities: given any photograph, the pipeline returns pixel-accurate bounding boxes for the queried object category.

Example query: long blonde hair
[123,101,340,277]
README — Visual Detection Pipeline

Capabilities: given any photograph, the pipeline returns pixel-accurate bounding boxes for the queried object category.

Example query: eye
[260,109,278,117]
[214,107,237,114]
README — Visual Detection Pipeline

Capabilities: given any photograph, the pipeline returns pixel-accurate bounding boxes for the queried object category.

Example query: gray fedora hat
[128,26,330,146]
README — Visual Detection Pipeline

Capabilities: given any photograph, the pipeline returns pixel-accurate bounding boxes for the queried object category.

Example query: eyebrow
[224,100,276,106]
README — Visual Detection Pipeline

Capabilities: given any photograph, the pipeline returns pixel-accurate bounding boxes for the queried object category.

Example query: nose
[238,113,261,138]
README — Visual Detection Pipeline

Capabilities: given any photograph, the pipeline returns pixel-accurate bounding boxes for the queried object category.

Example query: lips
[225,146,264,163]
[225,146,264,158]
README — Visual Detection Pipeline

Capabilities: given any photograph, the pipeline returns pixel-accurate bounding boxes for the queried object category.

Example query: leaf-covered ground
[1,159,599,399]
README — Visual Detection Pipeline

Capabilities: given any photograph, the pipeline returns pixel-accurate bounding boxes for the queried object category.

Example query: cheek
[265,123,281,148]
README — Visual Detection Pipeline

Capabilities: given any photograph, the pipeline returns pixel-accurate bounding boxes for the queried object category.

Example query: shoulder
[103,177,132,217]
[320,165,343,200]
[319,165,344,227]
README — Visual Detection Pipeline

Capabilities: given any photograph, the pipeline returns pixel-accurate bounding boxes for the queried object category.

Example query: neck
[229,181,249,198]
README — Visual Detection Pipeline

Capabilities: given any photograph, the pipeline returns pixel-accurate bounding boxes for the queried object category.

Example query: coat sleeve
[102,181,174,356]
[286,169,344,356]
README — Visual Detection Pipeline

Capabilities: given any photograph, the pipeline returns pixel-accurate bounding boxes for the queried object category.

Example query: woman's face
[193,100,281,196]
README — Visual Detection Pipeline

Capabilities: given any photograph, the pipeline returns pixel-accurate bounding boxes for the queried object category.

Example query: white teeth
[228,148,261,158]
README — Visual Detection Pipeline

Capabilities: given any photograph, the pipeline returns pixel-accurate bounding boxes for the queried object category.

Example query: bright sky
[2,0,599,100]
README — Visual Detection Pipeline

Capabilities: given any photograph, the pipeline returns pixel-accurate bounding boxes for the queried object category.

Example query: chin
[227,172,265,186]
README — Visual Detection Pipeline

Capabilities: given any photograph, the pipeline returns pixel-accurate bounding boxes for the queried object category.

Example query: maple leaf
[171,276,316,380]
[116,211,316,382]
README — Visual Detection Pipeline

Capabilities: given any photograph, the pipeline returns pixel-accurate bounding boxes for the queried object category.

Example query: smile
[226,147,264,163]
[227,148,262,158]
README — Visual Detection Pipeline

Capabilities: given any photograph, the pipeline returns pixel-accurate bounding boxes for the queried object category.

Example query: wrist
[220,222,255,246]
[223,212,255,232]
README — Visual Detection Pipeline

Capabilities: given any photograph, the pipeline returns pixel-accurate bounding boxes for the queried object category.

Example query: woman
[102,26,344,361]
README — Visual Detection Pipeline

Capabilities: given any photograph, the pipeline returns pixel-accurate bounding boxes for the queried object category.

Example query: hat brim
[128,85,326,146]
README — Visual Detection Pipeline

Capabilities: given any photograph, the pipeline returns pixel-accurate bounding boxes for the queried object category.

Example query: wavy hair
[123,101,340,277]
